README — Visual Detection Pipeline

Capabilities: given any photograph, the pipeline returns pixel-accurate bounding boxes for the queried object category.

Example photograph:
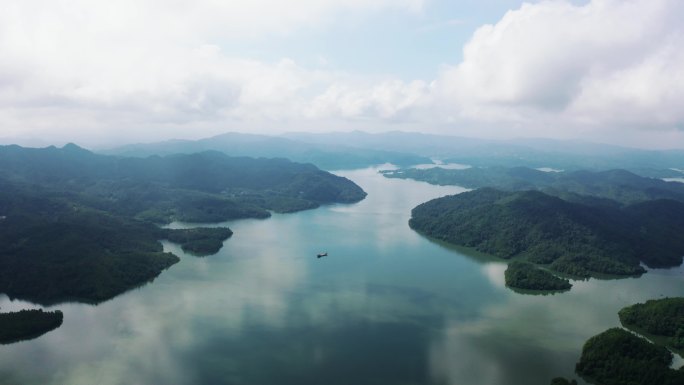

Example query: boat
[316,252,328,258]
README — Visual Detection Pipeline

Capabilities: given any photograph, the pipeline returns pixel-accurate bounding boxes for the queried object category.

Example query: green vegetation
[409,188,684,280]
[0,144,366,304]
[575,328,684,385]
[382,166,684,205]
[0,309,63,344]
[504,261,571,292]
[0,186,179,303]
[619,297,684,350]
[555,300,684,384]
[0,144,366,223]
[549,378,577,385]
[163,227,233,256]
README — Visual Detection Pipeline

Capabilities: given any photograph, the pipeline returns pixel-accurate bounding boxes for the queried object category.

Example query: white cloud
[436,0,684,134]
[306,79,429,120]
[0,0,429,144]
[0,0,683,147]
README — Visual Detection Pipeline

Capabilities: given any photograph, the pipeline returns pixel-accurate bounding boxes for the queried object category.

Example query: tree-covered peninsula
[618,297,684,350]
[549,378,577,385]
[504,261,571,292]
[0,144,367,304]
[409,188,684,279]
[0,185,179,304]
[555,299,684,384]
[575,328,684,385]
[0,309,63,344]
[0,177,232,303]
[0,144,367,223]
[162,227,233,256]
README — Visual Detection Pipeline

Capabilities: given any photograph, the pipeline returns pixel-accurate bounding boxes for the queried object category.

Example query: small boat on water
[317,252,328,258]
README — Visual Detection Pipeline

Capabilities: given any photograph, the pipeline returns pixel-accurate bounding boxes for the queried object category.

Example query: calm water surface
[1,166,683,385]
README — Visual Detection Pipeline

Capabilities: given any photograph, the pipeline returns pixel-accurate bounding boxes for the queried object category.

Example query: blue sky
[0,0,682,149]
[216,0,569,79]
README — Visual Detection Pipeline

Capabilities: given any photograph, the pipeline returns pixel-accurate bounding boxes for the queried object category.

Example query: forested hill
[0,180,180,304]
[383,166,684,205]
[0,144,366,304]
[619,297,684,350]
[409,188,684,277]
[0,144,366,222]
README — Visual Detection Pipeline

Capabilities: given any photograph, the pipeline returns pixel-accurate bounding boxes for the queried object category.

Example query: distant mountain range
[283,131,684,176]
[382,166,684,205]
[102,132,432,170]
[102,131,684,175]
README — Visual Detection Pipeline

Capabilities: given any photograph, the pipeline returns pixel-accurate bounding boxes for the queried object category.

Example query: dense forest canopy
[409,188,684,279]
[504,261,571,292]
[0,144,367,223]
[575,328,684,385]
[162,227,233,256]
[619,297,684,350]
[0,309,64,344]
[0,183,179,303]
[0,144,366,304]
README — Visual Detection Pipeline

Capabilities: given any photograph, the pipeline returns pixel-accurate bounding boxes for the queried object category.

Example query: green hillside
[619,297,684,350]
[0,145,366,304]
[575,328,684,385]
[409,188,684,278]
[0,144,367,223]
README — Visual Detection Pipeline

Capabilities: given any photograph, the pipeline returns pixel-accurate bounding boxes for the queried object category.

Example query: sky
[0,0,683,149]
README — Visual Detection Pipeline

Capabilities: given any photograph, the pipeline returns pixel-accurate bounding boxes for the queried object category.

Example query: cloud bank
[0,0,683,147]
[437,0,684,135]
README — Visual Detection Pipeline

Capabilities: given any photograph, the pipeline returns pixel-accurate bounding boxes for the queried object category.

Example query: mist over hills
[284,131,684,176]
[382,166,684,205]
[102,132,431,171]
[103,131,684,176]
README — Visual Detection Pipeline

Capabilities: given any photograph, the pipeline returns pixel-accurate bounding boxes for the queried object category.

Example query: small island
[504,261,571,292]
[163,227,233,256]
[575,327,684,385]
[618,297,684,350]
[0,309,63,344]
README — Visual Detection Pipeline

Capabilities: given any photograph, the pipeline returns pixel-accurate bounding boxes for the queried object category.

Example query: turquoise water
[1,166,683,385]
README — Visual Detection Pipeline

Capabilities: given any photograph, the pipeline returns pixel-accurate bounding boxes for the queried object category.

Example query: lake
[1,166,683,385]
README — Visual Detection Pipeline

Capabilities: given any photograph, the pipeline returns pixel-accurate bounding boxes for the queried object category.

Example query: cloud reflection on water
[1,167,683,385]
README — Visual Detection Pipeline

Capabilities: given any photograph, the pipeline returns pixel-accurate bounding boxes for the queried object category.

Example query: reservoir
[1,166,683,385]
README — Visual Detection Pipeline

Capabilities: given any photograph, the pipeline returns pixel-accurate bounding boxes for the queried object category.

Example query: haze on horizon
[1,0,683,150]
